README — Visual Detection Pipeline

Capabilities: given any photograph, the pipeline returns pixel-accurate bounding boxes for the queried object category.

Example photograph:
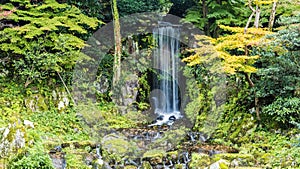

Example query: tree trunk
[254,4,261,28]
[202,0,209,36]
[214,0,222,37]
[244,0,255,34]
[112,0,122,87]
[244,1,261,121]
[268,0,277,31]
[244,12,255,33]
[254,96,260,121]
[245,73,261,121]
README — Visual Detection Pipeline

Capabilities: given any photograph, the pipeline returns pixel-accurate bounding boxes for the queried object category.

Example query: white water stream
[151,22,182,126]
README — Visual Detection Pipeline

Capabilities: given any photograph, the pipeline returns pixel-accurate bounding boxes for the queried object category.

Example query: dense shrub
[8,143,54,169]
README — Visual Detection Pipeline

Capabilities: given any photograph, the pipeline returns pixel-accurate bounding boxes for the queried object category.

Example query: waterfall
[150,21,181,126]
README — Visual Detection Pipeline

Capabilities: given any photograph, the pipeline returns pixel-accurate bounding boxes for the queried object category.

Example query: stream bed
[48,126,243,169]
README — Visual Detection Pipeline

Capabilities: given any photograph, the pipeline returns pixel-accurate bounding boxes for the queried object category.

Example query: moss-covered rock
[101,133,138,162]
[142,149,166,165]
[208,159,230,169]
[212,153,253,166]
[166,150,178,161]
[143,149,166,159]
[44,141,97,151]
[76,103,139,132]
[148,126,188,150]
[124,165,137,169]
[260,153,272,164]
[189,153,210,168]
[63,151,90,169]
[142,161,152,169]
[175,164,184,169]
[234,167,262,169]
[25,94,48,112]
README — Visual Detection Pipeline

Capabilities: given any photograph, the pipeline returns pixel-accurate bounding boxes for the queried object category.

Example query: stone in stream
[148,112,181,127]
[142,161,152,169]
[101,133,140,162]
[49,152,66,169]
[208,159,230,169]
[142,149,166,165]
[54,145,62,152]
[24,120,34,128]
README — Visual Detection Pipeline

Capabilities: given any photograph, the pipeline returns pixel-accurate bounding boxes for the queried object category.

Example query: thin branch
[244,11,255,34]
[248,0,255,12]
[245,73,261,121]
[57,71,76,106]
[244,0,255,34]
[268,0,277,30]
[254,4,261,28]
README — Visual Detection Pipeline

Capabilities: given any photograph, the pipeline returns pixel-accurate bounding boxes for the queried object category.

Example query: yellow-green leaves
[183,25,272,74]
[182,35,218,66]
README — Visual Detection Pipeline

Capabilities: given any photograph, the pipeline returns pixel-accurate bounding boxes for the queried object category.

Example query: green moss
[167,151,178,160]
[149,127,187,149]
[142,161,152,169]
[43,141,96,151]
[65,152,90,169]
[143,149,166,159]
[209,159,230,169]
[101,133,139,162]
[77,103,139,130]
[189,153,210,168]
[175,164,184,169]
[103,138,130,154]
[124,165,137,169]
[219,162,229,169]
[260,153,272,164]
[24,94,48,112]
[7,142,54,169]
[212,153,253,164]
[138,72,150,104]
[236,167,263,169]
[124,111,148,124]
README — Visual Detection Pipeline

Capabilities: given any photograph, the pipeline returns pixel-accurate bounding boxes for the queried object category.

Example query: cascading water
[150,21,182,126]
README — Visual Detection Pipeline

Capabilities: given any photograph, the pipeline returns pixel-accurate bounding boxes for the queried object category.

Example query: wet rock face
[0,120,34,158]
[24,89,70,112]
[49,152,66,169]
[121,74,139,107]
[113,74,139,114]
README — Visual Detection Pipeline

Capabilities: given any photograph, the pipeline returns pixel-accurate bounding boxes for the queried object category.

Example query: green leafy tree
[117,0,173,16]
[61,0,111,21]
[184,0,251,37]
[0,0,100,86]
[262,97,300,127]
[169,0,197,17]
[184,0,297,37]
[183,25,272,121]
[252,18,300,127]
